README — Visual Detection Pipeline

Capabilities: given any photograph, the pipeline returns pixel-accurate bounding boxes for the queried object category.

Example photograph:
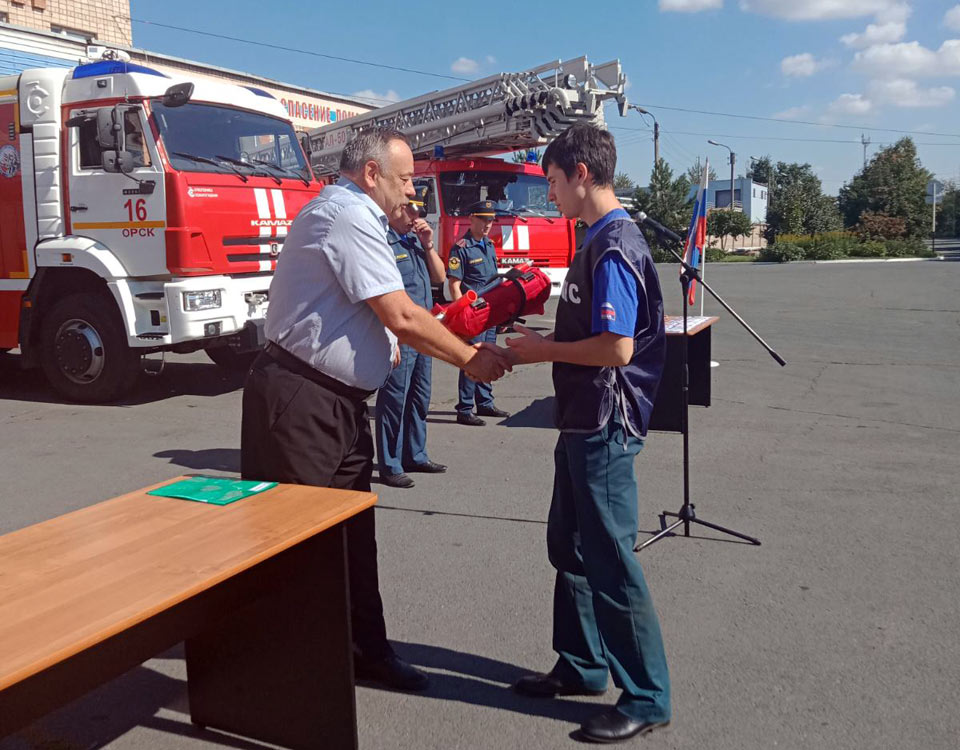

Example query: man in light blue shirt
[242,128,509,693]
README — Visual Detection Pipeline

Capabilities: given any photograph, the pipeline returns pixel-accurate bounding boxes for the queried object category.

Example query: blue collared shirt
[446,232,500,295]
[387,228,433,309]
[265,178,404,390]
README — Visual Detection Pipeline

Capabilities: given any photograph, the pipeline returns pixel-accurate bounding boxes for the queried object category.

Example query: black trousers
[240,351,392,660]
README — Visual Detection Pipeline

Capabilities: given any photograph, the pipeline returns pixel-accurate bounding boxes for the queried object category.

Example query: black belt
[263,341,374,400]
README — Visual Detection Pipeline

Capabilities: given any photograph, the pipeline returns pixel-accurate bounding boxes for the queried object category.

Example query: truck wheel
[206,345,259,373]
[40,293,140,403]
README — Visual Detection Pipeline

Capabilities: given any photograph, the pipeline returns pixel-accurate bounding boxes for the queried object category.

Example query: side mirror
[66,113,94,128]
[102,150,134,174]
[299,132,311,157]
[96,107,122,150]
[162,82,194,108]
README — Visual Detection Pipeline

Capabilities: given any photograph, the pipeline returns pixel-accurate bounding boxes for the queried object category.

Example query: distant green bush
[705,247,727,263]
[759,243,804,262]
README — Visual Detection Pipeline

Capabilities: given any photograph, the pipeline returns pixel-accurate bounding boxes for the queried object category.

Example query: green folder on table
[147,476,277,506]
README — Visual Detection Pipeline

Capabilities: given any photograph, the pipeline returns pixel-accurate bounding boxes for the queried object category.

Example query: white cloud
[485,55,497,65]
[351,89,401,105]
[659,0,722,11]
[739,0,905,21]
[780,52,829,76]
[867,78,955,107]
[451,57,479,74]
[840,21,906,48]
[945,5,960,32]
[852,40,960,77]
[772,105,811,119]
[828,93,873,115]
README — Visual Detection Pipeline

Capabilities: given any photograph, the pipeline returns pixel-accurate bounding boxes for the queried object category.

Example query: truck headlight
[182,290,222,311]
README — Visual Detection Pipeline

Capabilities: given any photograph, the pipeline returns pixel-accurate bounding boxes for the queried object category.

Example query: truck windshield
[439,170,561,217]
[151,101,309,179]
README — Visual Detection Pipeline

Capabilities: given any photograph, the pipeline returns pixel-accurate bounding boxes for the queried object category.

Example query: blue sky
[129,0,960,195]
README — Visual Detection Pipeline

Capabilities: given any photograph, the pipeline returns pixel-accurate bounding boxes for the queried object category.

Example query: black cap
[467,200,496,218]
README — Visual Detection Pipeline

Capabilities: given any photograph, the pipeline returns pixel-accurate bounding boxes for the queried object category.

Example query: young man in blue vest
[506,123,671,743]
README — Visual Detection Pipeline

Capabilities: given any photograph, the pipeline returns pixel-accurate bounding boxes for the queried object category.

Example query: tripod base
[636,503,761,551]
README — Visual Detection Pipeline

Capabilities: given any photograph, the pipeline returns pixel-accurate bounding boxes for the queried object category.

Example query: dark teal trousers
[546,415,671,723]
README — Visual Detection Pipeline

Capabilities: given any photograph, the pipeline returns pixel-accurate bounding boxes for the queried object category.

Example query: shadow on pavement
[0,354,246,407]
[154,448,241,473]
[387,641,604,725]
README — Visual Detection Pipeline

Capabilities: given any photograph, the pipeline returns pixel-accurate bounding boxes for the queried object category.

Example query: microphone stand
[634,213,786,551]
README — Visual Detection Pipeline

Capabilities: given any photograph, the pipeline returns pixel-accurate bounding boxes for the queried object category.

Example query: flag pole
[700,159,708,318]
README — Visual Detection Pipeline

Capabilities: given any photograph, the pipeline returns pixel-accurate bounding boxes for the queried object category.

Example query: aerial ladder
[306,56,628,173]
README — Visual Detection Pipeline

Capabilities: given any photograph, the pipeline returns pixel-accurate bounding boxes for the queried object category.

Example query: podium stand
[649,316,717,433]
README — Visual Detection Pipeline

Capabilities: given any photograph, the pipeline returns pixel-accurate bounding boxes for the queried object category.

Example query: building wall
[0,0,131,46]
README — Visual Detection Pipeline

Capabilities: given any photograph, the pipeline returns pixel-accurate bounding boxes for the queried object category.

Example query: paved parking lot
[2,259,959,750]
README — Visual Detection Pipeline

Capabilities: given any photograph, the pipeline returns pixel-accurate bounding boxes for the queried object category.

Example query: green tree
[747,155,774,187]
[685,157,717,185]
[766,161,841,241]
[632,159,693,249]
[838,137,932,238]
[614,172,635,190]
[935,181,959,238]
[707,210,754,251]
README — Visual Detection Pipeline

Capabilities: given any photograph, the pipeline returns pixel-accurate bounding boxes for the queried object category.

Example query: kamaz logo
[250,219,293,227]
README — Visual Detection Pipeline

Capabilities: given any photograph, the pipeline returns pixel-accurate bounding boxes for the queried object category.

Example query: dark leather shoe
[354,654,429,691]
[514,672,606,698]
[579,708,669,744]
[380,472,414,489]
[476,404,510,418]
[456,413,486,426]
[403,460,447,474]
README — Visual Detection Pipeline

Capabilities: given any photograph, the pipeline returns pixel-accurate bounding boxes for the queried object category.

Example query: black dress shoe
[514,672,606,698]
[380,472,414,489]
[403,460,447,474]
[354,654,429,691]
[579,708,669,744]
[476,404,510,418]
[456,413,486,426]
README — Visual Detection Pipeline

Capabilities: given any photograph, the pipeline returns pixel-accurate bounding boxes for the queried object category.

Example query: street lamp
[708,139,736,211]
[629,105,660,165]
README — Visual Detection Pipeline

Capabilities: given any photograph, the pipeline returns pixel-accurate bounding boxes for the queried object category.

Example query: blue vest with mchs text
[552,217,666,436]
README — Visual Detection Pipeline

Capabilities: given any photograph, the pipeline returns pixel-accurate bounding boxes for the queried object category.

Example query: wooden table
[0,478,376,749]
[649,316,718,433]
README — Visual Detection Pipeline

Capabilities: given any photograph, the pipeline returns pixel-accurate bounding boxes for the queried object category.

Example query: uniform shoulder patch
[448,256,461,270]
[455,239,468,248]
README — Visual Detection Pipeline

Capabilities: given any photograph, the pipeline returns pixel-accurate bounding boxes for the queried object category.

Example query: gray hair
[339,126,409,175]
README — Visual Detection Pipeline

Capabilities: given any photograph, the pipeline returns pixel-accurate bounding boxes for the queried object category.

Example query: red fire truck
[307,57,627,295]
[0,54,321,402]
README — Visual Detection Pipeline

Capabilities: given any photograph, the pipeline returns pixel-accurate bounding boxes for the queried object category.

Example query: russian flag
[682,162,709,305]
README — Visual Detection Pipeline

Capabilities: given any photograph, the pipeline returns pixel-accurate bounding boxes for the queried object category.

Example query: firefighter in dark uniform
[375,188,448,488]
[506,124,671,744]
[446,200,511,426]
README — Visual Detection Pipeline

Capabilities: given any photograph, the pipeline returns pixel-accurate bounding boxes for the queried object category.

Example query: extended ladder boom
[307,56,626,175]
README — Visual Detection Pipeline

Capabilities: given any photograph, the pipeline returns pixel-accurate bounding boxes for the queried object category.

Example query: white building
[705,177,768,225]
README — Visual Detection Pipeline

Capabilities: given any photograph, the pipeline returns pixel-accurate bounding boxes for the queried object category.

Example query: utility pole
[631,105,659,165]
[861,133,871,168]
[708,140,736,210]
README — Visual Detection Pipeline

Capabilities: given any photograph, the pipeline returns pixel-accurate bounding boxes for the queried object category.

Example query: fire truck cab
[0,57,321,402]
[413,156,574,292]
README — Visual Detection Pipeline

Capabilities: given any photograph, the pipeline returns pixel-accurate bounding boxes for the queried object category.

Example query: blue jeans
[456,326,496,414]
[546,414,671,723]
[375,345,432,475]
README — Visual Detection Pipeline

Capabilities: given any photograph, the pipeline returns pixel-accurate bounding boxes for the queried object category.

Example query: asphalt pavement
[1,258,958,750]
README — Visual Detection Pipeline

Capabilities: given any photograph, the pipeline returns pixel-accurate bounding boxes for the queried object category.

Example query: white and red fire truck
[306,57,627,295]
[0,54,320,402]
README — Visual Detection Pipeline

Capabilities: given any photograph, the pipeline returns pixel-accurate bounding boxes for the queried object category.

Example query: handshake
[461,325,548,383]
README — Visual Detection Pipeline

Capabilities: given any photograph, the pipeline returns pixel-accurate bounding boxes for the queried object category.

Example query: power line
[128,18,471,83]
[611,126,960,147]
[632,103,960,139]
